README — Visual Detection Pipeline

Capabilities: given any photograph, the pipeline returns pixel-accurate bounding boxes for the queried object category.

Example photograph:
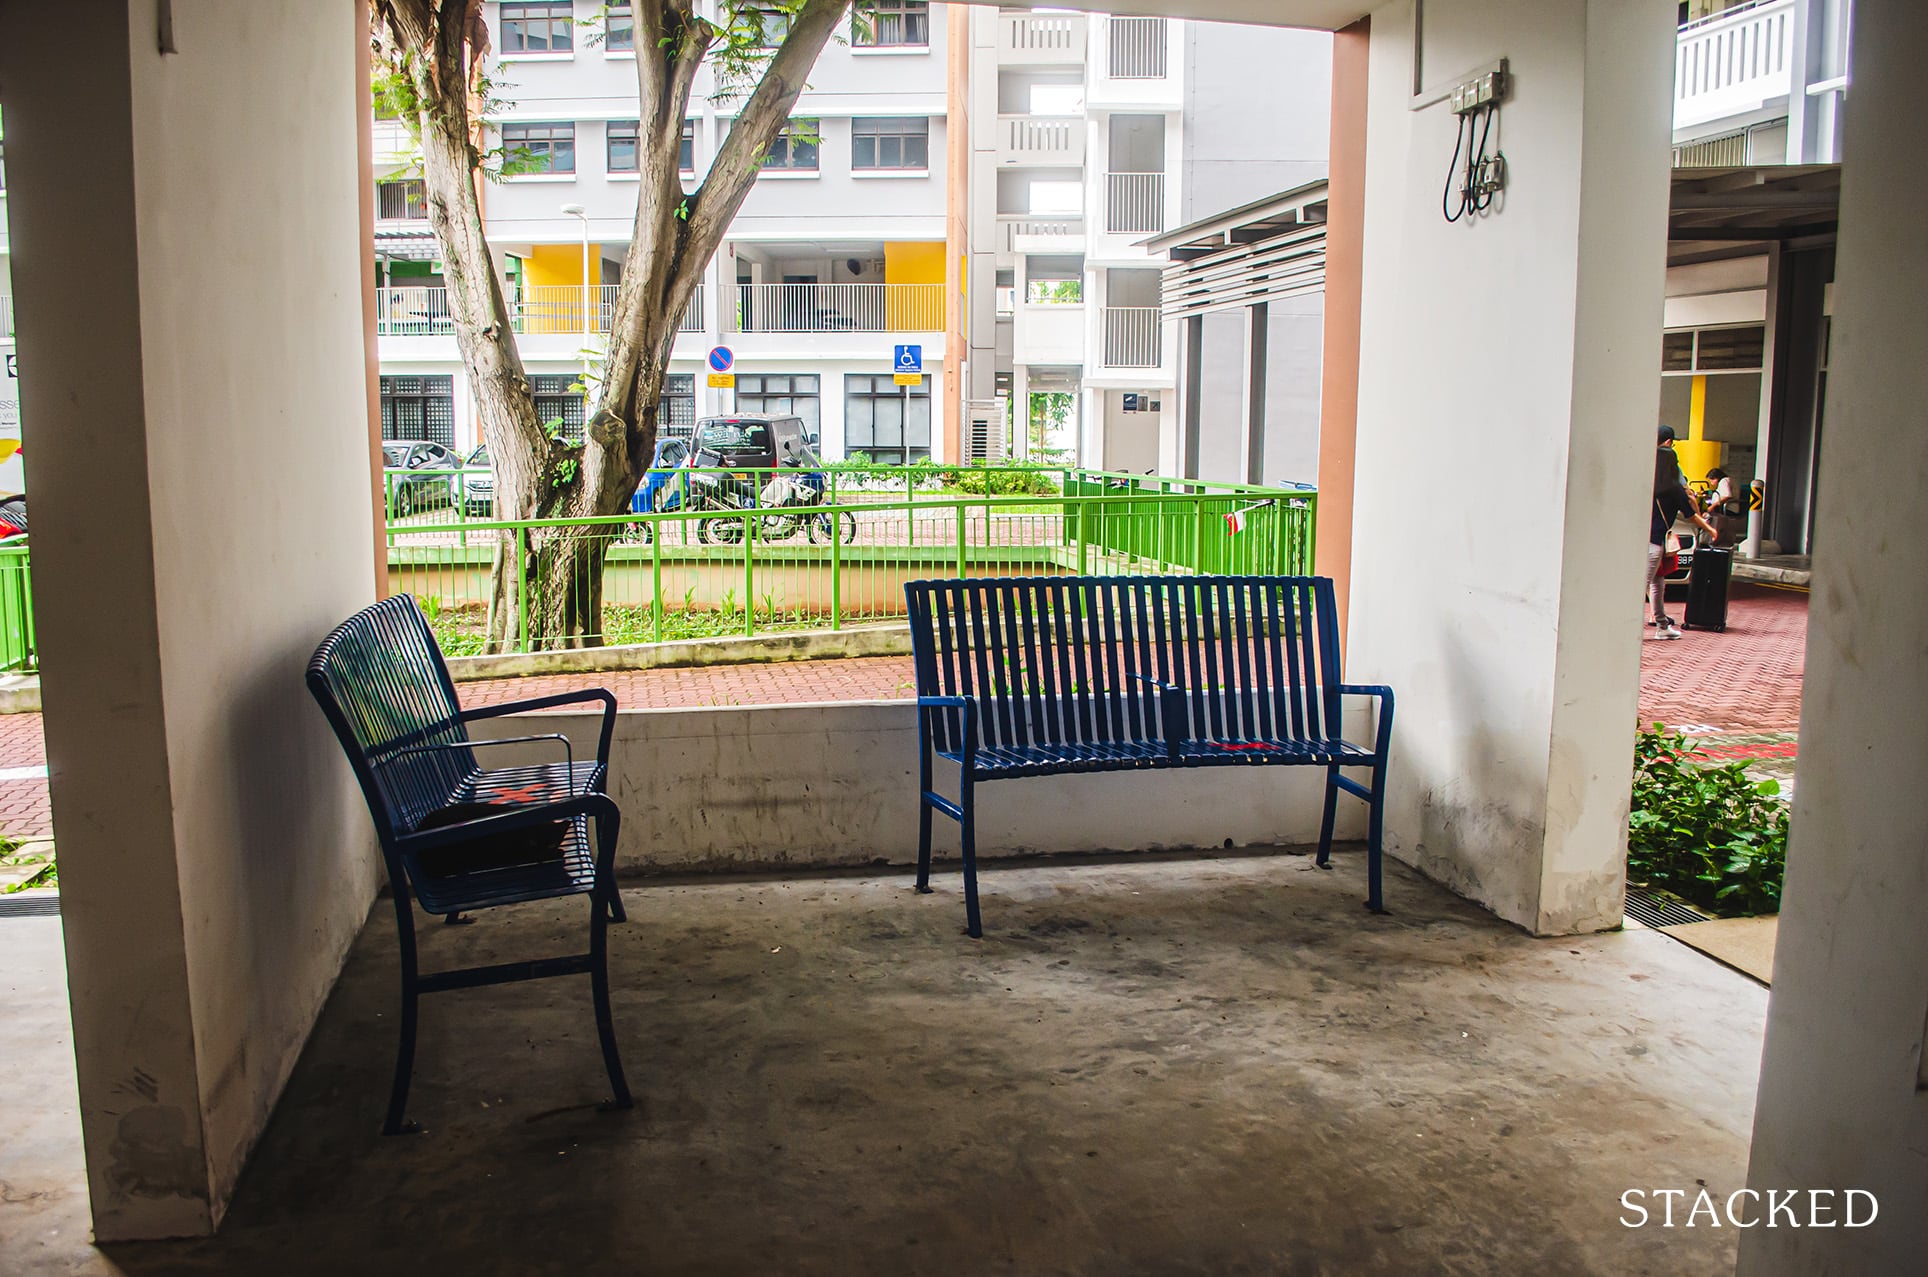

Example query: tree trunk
[375,0,851,652]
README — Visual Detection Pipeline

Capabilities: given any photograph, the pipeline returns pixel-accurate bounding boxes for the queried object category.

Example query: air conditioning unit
[963,397,1010,464]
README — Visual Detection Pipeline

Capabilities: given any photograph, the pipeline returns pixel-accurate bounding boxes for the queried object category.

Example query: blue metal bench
[905,575,1394,937]
[307,594,630,1133]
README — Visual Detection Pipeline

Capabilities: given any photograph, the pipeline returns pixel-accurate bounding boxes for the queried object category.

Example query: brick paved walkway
[0,582,1811,842]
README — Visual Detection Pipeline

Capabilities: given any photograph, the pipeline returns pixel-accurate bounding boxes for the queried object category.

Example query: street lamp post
[560,203,591,391]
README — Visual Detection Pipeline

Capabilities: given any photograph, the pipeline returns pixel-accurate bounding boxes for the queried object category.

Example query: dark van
[691,414,816,471]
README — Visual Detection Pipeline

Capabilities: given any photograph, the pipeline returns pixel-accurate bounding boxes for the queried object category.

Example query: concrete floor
[3,851,1767,1275]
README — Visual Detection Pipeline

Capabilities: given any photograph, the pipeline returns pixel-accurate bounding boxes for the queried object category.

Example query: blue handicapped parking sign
[894,345,923,373]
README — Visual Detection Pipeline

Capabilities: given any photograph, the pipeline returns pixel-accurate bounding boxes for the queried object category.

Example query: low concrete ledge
[443,622,913,683]
[1731,560,1811,588]
[0,675,40,715]
[469,699,1373,874]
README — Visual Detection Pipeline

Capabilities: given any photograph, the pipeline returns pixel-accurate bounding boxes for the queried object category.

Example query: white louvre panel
[1159,224,1328,323]
[964,398,1008,464]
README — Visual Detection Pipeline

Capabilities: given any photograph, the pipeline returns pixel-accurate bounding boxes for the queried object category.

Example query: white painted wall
[1742,1,1928,1269]
[0,0,380,1239]
[472,701,1368,871]
[1347,0,1674,933]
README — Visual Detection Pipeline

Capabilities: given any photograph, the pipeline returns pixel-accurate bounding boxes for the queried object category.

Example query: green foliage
[1627,723,1789,918]
[935,463,1060,497]
[422,596,824,656]
[0,834,55,895]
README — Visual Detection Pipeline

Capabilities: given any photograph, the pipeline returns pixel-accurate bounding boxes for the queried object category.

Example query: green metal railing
[0,537,36,673]
[387,476,1316,656]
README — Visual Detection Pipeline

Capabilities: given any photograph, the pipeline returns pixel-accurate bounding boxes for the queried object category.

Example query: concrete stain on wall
[106,1105,207,1203]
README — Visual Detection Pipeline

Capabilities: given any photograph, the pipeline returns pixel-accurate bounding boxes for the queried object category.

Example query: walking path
[0,582,1810,843]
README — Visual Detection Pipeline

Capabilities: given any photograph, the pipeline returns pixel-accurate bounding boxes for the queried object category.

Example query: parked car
[381,440,462,518]
[462,443,495,517]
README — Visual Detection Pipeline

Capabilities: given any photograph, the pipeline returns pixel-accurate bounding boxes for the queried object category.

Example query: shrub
[1627,723,1789,918]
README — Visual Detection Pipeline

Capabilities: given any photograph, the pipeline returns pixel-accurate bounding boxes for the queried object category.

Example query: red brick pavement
[1637,582,1808,733]
[0,581,1810,841]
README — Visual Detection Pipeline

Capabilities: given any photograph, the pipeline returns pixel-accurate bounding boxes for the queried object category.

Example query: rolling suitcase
[1683,545,1733,632]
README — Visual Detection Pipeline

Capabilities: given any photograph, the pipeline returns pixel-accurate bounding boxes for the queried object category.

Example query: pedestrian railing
[0,536,36,673]
[385,472,1316,656]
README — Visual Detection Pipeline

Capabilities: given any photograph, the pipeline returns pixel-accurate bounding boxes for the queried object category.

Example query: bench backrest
[904,575,1344,755]
[307,594,474,844]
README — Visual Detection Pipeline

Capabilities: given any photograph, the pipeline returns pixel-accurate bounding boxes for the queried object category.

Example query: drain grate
[0,893,61,919]
[1626,887,1712,928]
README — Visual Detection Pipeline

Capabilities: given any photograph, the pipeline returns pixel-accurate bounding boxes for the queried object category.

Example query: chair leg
[960,774,982,939]
[1365,764,1388,915]
[590,892,633,1111]
[1315,762,1341,868]
[605,891,628,924]
[384,897,424,1136]
[915,737,935,894]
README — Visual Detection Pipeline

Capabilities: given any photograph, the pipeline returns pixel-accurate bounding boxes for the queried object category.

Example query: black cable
[1470,104,1496,212]
[1442,110,1470,223]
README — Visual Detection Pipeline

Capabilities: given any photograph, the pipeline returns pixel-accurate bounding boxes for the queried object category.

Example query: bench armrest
[916,695,977,761]
[1339,684,1395,761]
[396,791,619,855]
[460,688,617,768]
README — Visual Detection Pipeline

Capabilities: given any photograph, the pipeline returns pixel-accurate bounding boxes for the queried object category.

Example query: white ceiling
[969,1,1373,33]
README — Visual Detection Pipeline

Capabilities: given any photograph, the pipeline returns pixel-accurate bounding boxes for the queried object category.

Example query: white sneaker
[1656,619,1682,640]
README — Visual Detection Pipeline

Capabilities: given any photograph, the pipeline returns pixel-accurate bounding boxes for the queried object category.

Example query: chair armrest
[460,688,617,768]
[397,792,619,855]
[1126,672,1179,692]
[391,733,573,774]
[1339,684,1395,760]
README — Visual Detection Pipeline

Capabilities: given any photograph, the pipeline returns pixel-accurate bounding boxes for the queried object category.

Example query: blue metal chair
[905,575,1394,937]
[307,595,630,1133]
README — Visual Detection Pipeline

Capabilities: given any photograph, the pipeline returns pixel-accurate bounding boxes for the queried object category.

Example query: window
[658,374,696,437]
[380,376,455,446]
[681,119,696,173]
[755,118,819,171]
[502,122,576,175]
[607,121,638,173]
[532,374,586,443]
[737,4,791,48]
[736,375,821,438]
[854,1,929,47]
[376,178,427,220]
[844,374,931,465]
[501,2,574,54]
[606,2,634,51]
[852,117,929,171]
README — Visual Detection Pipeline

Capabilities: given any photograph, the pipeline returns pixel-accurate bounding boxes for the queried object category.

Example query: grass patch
[0,834,55,894]
[423,597,833,657]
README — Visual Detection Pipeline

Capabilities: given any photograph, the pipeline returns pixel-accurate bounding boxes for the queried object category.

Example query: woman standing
[1649,449,1719,639]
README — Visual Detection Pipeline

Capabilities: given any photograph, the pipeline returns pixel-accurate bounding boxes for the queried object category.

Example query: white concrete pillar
[1348,0,1676,933]
[1741,1,1928,1269]
[0,0,380,1239]
[1239,302,1269,485]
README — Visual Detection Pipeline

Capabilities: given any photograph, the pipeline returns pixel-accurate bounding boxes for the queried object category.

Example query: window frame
[499,1,576,55]
[753,117,820,172]
[842,373,932,466]
[851,116,930,172]
[379,375,456,447]
[530,373,587,443]
[735,374,822,439]
[607,120,640,174]
[853,1,930,48]
[738,3,793,49]
[501,121,577,177]
[605,1,635,52]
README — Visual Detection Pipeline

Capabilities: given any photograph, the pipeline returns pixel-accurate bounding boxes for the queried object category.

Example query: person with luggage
[1648,444,1718,640]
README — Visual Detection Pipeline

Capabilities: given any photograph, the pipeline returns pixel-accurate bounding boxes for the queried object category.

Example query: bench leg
[915,739,935,895]
[384,896,424,1136]
[960,774,982,939]
[1365,763,1388,915]
[1315,762,1341,869]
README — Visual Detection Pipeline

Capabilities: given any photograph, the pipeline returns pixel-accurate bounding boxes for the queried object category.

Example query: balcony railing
[729,283,943,334]
[998,11,1085,63]
[1106,173,1166,235]
[1107,16,1169,80]
[999,115,1085,166]
[1103,307,1162,369]
[1001,215,1085,252]
[1675,0,1794,132]
[375,285,703,336]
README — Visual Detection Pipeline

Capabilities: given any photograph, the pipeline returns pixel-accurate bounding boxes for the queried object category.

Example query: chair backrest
[904,576,1344,754]
[307,595,474,844]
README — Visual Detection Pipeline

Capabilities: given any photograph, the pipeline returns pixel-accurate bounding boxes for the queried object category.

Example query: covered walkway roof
[1669,164,1841,243]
